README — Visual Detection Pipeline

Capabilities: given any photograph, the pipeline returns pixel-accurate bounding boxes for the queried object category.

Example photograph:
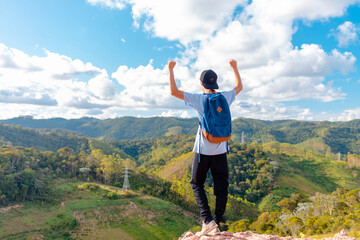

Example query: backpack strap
[198,93,208,163]
[198,126,201,162]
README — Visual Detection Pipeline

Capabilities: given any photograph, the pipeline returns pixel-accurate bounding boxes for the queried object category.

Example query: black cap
[200,69,219,89]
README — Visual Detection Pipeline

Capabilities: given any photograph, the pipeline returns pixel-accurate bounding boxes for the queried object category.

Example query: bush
[229,219,251,232]
[256,223,274,233]
[77,183,99,191]
[106,191,120,200]
[314,215,333,234]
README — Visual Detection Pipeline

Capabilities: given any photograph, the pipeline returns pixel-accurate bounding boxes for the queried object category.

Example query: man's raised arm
[168,60,184,100]
[229,59,243,95]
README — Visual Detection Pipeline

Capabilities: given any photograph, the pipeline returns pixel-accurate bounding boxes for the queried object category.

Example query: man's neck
[203,89,217,94]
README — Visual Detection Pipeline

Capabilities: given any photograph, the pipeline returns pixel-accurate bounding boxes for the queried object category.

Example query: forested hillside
[1,120,360,238]
[1,116,198,140]
[0,179,199,239]
[0,123,90,152]
[2,116,360,155]
[232,118,360,155]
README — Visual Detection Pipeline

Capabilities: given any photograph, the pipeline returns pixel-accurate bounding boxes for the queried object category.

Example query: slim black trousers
[190,153,229,225]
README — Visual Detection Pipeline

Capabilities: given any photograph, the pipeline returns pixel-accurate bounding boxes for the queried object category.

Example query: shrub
[77,183,100,191]
[106,191,120,200]
[229,219,251,232]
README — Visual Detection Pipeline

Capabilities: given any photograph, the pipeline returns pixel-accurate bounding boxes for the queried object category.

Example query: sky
[0,0,360,121]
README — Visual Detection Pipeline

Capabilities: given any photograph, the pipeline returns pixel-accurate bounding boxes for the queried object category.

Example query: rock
[331,230,356,240]
[178,231,357,240]
[338,230,347,236]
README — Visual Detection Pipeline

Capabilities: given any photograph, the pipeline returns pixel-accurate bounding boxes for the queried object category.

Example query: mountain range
[1,116,360,238]
[2,116,360,155]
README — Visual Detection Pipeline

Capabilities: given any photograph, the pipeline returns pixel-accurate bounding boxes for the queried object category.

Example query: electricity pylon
[122,166,130,191]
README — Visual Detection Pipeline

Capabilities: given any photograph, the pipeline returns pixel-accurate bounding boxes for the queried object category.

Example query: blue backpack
[198,93,231,161]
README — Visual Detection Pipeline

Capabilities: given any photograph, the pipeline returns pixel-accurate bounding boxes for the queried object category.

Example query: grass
[277,174,326,196]
[323,160,360,189]
[156,151,194,181]
[295,137,332,155]
[117,218,161,240]
[82,228,135,240]
[0,179,199,240]
[266,142,360,196]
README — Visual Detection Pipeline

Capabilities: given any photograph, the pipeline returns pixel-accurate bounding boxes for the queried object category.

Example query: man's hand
[230,59,242,95]
[168,60,184,100]
[168,60,176,70]
[229,59,237,69]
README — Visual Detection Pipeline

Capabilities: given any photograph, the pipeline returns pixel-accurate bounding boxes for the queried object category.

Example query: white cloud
[0,89,57,106]
[2,0,360,120]
[88,0,247,44]
[0,102,99,120]
[87,72,116,99]
[154,97,317,121]
[86,0,127,9]
[159,110,193,118]
[153,45,175,51]
[0,39,355,120]
[112,60,194,109]
[230,98,315,120]
[297,108,314,121]
[88,0,360,44]
[336,108,360,121]
[193,22,355,102]
[244,0,360,24]
[331,21,359,47]
[0,43,117,114]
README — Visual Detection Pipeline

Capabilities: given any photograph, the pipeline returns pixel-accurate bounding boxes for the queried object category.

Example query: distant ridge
[1,116,360,154]
[1,116,198,140]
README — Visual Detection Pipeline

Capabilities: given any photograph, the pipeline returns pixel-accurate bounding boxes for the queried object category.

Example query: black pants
[190,153,229,225]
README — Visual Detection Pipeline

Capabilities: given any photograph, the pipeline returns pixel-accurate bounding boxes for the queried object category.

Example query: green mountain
[1,122,360,238]
[0,123,134,162]
[0,122,90,152]
[232,117,360,154]
[2,116,360,155]
[1,119,360,198]
[1,116,198,140]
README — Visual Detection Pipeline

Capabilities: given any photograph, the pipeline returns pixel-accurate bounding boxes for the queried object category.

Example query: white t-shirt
[184,89,236,155]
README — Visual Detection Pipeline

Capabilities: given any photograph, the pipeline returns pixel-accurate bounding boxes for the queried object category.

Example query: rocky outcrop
[179,230,356,240]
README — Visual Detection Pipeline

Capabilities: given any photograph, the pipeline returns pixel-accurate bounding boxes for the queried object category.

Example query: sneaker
[195,220,220,236]
[214,217,227,232]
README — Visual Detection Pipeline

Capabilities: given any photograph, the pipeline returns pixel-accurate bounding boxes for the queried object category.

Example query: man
[168,59,242,235]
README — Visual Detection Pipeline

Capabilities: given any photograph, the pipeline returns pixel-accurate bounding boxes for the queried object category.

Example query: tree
[311,192,338,216]
[285,216,303,237]
[277,198,296,213]
[229,219,251,232]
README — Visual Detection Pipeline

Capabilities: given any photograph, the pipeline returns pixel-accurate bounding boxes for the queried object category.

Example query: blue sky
[0,0,359,121]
